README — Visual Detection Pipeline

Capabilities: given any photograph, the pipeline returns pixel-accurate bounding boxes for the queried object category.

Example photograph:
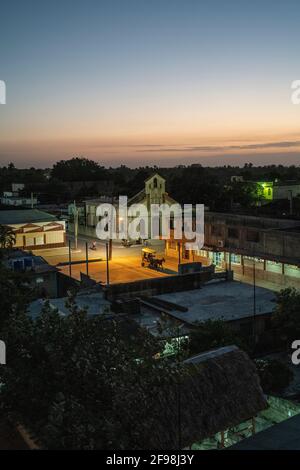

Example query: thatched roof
[145,346,267,449]
[0,420,29,450]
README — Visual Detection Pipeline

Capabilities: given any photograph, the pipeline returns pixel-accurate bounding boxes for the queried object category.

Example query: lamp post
[176,323,182,449]
[73,200,78,251]
[177,241,181,266]
[68,239,72,277]
[253,253,257,349]
[86,241,89,276]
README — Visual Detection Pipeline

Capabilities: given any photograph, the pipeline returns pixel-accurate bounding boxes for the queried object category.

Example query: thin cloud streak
[135,140,300,153]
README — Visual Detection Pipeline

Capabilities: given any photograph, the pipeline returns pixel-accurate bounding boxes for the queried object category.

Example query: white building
[0,209,66,250]
[1,183,38,207]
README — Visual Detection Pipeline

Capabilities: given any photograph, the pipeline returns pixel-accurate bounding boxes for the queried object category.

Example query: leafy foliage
[0,263,33,329]
[0,295,180,449]
[52,157,107,182]
[3,160,300,215]
[0,225,16,249]
[188,319,250,355]
[272,288,300,345]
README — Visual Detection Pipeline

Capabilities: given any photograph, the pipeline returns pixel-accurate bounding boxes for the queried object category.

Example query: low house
[28,290,111,318]
[153,279,274,332]
[129,279,275,340]
[1,183,38,207]
[0,209,66,250]
[273,181,300,200]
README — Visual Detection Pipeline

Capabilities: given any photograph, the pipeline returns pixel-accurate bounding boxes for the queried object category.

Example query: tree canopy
[188,319,250,356]
[51,157,107,182]
[0,291,181,449]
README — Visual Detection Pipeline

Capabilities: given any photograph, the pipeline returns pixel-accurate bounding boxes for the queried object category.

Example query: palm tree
[0,225,16,249]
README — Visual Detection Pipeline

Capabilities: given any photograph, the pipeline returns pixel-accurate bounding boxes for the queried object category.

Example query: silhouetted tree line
[1,158,300,214]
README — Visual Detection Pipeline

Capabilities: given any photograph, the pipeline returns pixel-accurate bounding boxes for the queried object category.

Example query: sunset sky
[1,0,300,167]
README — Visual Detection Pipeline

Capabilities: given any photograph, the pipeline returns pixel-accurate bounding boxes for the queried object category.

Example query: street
[33,233,282,291]
[34,233,176,284]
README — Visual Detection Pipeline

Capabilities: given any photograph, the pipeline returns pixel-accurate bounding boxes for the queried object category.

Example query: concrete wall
[105,267,218,300]
[57,272,80,297]
[11,220,66,250]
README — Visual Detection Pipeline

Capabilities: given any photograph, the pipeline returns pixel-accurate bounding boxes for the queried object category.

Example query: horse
[150,257,165,269]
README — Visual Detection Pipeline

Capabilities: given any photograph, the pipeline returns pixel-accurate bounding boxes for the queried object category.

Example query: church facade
[75,173,179,242]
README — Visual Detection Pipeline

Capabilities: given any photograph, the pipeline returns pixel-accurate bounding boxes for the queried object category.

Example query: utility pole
[73,200,78,251]
[68,239,72,277]
[177,323,182,449]
[109,194,114,260]
[177,241,181,266]
[106,241,110,286]
[109,236,113,260]
[253,254,256,349]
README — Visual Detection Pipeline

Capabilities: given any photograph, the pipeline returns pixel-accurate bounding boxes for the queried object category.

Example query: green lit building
[255,181,273,203]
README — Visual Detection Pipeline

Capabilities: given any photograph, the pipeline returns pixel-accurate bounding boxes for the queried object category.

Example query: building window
[197,249,208,258]
[211,224,222,236]
[25,237,34,247]
[168,240,177,250]
[266,260,282,273]
[246,230,260,243]
[35,236,44,245]
[228,227,239,239]
[230,253,241,264]
[212,251,223,266]
[285,265,300,278]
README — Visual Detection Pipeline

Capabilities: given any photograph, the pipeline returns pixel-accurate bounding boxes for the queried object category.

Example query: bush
[255,358,293,394]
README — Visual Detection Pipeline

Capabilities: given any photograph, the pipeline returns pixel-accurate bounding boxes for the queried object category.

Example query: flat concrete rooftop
[29,292,110,319]
[131,306,190,338]
[152,280,276,324]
